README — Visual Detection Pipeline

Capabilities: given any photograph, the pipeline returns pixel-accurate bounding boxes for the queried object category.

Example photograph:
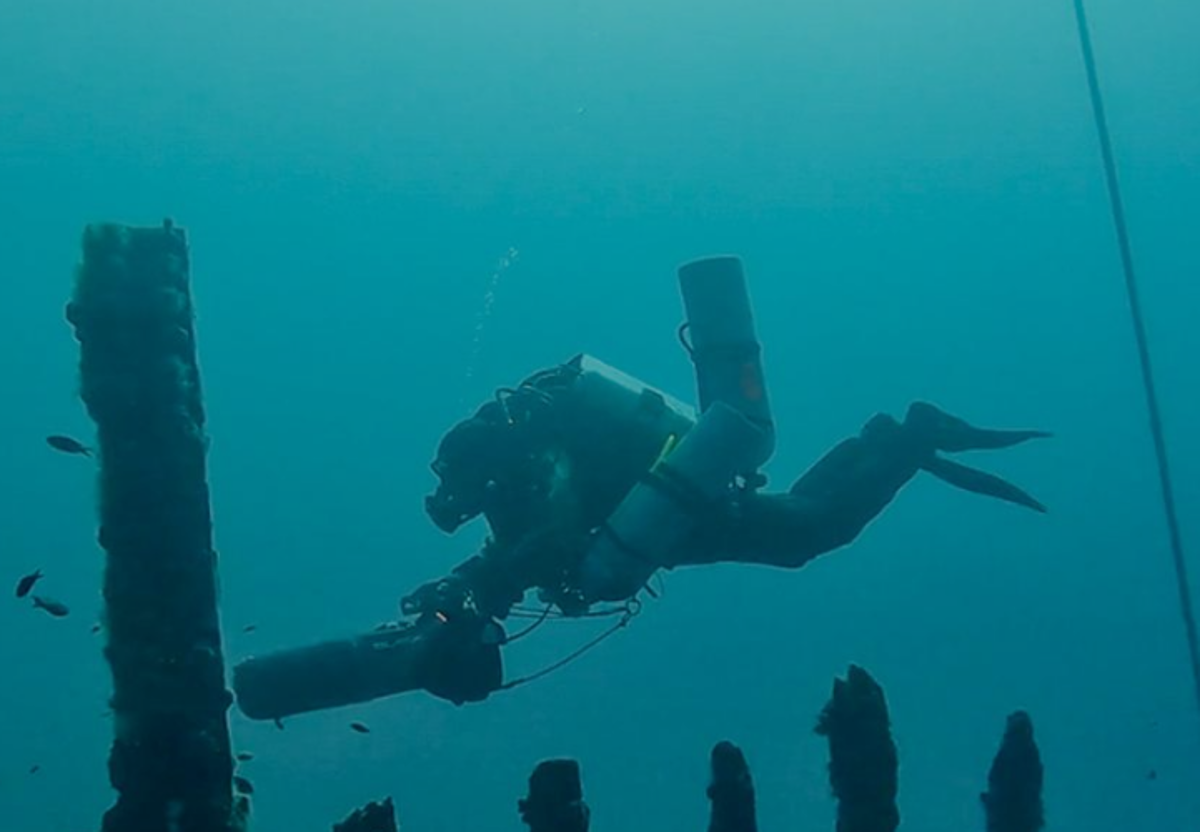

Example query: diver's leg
[670,413,920,568]
[670,403,1047,569]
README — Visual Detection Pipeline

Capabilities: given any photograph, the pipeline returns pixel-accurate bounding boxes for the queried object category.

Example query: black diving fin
[905,402,1053,453]
[921,455,1047,513]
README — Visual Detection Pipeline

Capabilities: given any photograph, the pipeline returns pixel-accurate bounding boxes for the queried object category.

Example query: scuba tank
[515,354,700,527]
[575,255,778,602]
[576,401,767,602]
[678,255,776,472]
[555,354,696,434]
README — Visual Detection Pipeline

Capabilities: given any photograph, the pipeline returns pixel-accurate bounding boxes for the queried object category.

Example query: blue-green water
[2,0,1197,829]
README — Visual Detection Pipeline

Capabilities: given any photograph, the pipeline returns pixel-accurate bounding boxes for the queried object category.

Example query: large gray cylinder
[577,402,767,602]
[678,255,775,470]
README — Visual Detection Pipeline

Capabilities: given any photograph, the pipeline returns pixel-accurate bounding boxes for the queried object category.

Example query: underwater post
[706,741,758,832]
[333,798,400,832]
[67,222,245,832]
[518,759,591,832]
[814,665,900,832]
[980,711,1045,832]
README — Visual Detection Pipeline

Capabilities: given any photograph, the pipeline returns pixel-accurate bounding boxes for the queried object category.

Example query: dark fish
[29,765,40,775]
[15,569,43,598]
[46,435,92,456]
[236,752,254,762]
[31,595,70,617]
[1148,769,1158,781]
[91,622,103,634]
[242,624,257,633]
[273,718,285,731]
[233,775,254,795]
[349,722,371,734]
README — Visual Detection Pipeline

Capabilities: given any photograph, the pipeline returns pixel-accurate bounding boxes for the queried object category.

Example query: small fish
[236,752,254,762]
[242,624,257,633]
[29,765,40,775]
[31,595,70,617]
[1148,769,1158,781]
[91,622,103,634]
[46,435,92,456]
[233,775,254,795]
[349,722,371,734]
[15,569,43,598]
[273,718,285,731]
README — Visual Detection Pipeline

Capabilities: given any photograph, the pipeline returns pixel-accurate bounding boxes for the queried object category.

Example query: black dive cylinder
[233,611,505,719]
[232,623,431,720]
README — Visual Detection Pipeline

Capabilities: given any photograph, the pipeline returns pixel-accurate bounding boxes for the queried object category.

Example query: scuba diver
[232,255,1049,720]
[412,370,1046,621]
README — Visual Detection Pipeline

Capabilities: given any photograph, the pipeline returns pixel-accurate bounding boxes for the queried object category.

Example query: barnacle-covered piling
[67,221,244,832]
[981,711,1045,832]
[815,665,899,832]
[707,740,757,832]
[518,759,591,832]
[334,798,400,832]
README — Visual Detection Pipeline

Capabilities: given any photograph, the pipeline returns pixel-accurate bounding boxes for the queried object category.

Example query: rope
[1071,0,1200,716]
[505,605,553,643]
[500,602,640,691]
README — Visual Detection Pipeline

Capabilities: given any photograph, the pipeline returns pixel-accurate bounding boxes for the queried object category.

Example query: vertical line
[1071,0,1200,717]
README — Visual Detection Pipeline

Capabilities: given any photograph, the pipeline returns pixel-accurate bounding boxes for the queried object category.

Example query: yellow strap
[650,434,679,472]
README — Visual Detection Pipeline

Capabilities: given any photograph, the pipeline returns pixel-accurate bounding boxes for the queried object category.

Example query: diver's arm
[401,551,528,620]
[402,520,591,620]
[667,402,1049,570]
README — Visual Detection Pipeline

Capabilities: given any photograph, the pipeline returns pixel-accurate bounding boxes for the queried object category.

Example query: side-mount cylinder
[576,402,767,602]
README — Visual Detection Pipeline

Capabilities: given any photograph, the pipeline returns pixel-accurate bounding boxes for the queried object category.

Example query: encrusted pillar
[815,665,899,832]
[518,759,590,832]
[981,711,1045,832]
[68,221,245,832]
[706,740,757,832]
